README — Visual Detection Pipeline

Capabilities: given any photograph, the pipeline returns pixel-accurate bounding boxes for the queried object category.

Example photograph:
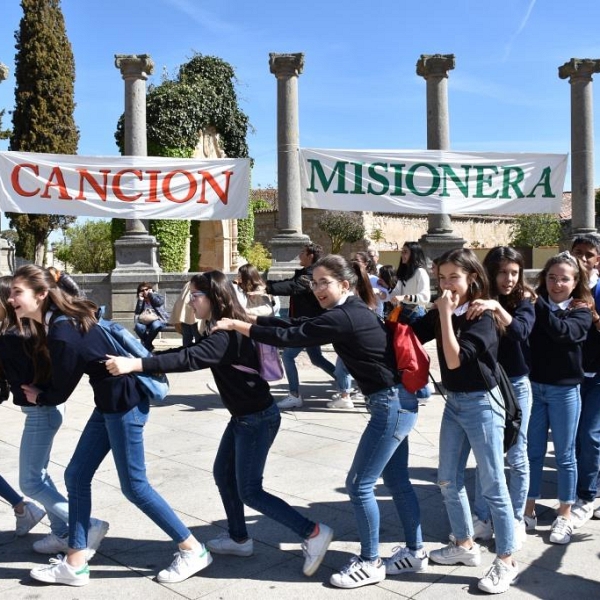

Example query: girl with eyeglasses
[106,271,333,580]
[209,256,424,590]
[524,252,593,545]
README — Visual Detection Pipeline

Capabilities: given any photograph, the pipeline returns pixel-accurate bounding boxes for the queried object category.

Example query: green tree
[318,211,366,253]
[509,214,562,247]
[7,0,78,263]
[114,53,251,272]
[53,220,113,273]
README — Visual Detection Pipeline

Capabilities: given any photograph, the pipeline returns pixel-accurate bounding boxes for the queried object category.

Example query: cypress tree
[8,0,78,263]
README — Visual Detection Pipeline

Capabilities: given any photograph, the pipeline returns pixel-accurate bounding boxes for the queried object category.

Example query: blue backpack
[54,314,170,403]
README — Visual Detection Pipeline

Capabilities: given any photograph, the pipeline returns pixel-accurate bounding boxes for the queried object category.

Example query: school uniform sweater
[411,308,500,392]
[0,330,40,407]
[582,283,600,373]
[36,317,141,413]
[497,298,535,378]
[142,329,273,417]
[529,294,592,386]
[252,295,400,396]
[265,265,324,318]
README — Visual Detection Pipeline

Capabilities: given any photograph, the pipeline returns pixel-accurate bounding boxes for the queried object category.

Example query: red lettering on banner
[75,169,110,201]
[146,170,161,202]
[40,167,72,200]
[198,171,232,204]
[113,169,143,202]
[11,164,40,196]
[163,170,197,203]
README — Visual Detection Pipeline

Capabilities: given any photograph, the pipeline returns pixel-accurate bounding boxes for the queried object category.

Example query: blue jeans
[528,382,581,505]
[213,403,315,540]
[576,374,600,502]
[334,357,353,393]
[474,375,532,522]
[0,475,23,508]
[20,404,69,538]
[65,402,190,550]
[345,384,421,560]
[438,389,514,556]
[134,320,166,350]
[281,345,336,395]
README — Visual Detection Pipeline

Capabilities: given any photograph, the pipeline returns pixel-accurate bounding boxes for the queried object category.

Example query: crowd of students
[1,236,600,594]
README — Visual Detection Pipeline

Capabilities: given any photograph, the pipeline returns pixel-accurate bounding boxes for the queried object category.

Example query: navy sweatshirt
[142,329,273,417]
[497,298,535,378]
[582,284,600,373]
[0,330,41,407]
[265,265,324,318]
[411,308,500,392]
[37,317,141,413]
[529,294,592,385]
[252,295,400,396]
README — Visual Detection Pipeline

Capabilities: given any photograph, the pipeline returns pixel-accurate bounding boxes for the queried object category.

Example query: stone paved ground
[0,341,599,599]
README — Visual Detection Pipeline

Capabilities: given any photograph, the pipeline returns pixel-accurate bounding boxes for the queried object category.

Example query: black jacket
[266,265,324,318]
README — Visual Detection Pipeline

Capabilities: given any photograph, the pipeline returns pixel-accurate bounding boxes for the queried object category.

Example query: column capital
[0,63,8,82]
[416,54,455,79]
[269,53,304,78]
[558,58,600,81]
[114,54,154,80]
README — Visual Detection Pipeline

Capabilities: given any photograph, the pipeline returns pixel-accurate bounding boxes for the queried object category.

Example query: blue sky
[1,0,600,193]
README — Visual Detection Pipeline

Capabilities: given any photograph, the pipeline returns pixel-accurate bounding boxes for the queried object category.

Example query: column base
[418,232,467,260]
[268,233,311,278]
[112,234,161,274]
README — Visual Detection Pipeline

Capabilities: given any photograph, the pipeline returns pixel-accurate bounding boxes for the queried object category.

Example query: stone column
[559,58,600,235]
[268,53,310,277]
[416,54,466,258]
[112,54,160,325]
[0,62,14,275]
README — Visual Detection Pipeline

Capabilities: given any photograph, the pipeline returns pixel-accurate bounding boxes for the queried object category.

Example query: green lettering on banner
[351,162,366,194]
[406,163,440,197]
[474,165,499,198]
[306,159,349,194]
[367,163,390,195]
[390,163,406,196]
[526,167,555,198]
[439,164,470,197]
[500,166,525,198]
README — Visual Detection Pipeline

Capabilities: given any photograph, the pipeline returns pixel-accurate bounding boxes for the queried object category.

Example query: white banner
[0,152,251,220]
[300,149,568,214]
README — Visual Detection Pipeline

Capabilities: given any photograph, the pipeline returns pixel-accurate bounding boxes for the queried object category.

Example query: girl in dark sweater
[466,247,536,549]
[10,265,207,587]
[211,255,424,590]
[411,248,518,595]
[106,271,333,579]
[524,252,592,545]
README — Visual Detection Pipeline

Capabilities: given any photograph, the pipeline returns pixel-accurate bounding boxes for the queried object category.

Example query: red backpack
[385,307,430,393]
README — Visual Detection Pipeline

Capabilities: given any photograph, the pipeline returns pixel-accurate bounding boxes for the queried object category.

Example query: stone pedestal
[559,58,600,236]
[268,53,311,275]
[416,54,466,258]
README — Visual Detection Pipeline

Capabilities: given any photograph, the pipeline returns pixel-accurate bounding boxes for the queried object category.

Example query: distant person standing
[265,244,336,409]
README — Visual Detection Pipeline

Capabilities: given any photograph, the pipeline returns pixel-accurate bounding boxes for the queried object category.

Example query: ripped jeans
[345,384,420,560]
[438,389,514,556]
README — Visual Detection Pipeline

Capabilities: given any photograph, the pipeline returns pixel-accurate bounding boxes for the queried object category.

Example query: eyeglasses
[309,279,338,291]
[189,291,207,302]
[546,275,574,284]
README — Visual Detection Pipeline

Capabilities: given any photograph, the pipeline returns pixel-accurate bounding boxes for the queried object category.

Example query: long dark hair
[237,264,265,294]
[190,271,249,324]
[483,246,536,310]
[397,241,426,284]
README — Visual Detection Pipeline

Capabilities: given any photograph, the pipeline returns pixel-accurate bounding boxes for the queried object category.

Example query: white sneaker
[384,546,428,575]
[327,395,354,409]
[477,557,519,594]
[570,498,594,529]
[15,502,46,536]
[472,515,494,541]
[330,556,386,589]
[302,523,333,576]
[156,545,212,583]
[429,541,482,566]
[549,516,573,544]
[86,518,109,560]
[523,513,537,531]
[277,394,303,409]
[513,519,526,551]
[33,532,69,554]
[30,555,90,587]
[206,533,254,556]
